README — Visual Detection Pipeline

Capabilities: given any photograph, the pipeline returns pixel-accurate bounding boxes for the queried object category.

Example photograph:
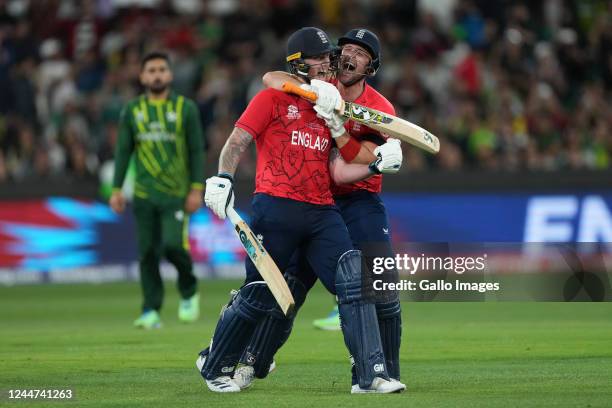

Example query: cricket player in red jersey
[195,27,403,394]
[233,28,405,393]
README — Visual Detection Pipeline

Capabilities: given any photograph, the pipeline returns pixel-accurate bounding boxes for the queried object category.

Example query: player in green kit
[110,51,205,329]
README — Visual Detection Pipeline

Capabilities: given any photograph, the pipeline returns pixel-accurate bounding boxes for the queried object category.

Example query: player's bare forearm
[262,71,304,90]
[218,127,254,175]
[328,148,373,184]
[336,136,377,164]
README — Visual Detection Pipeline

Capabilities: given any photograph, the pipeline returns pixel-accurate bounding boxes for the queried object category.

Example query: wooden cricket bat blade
[226,208,295,316]
[342,102,440,154]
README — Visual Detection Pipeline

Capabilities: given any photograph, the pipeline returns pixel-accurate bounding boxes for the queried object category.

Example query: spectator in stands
[0,0,610,185]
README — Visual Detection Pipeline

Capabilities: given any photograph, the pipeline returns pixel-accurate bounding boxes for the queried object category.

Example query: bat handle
[226,207,241,225]
[281,82,318,102]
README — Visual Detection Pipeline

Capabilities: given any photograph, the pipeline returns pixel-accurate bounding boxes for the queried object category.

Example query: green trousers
[133,196,197,312]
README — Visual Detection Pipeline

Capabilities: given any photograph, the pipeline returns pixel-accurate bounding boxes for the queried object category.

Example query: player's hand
[314,107,347,138]
[369,139,403,174]
[109,190,126,213]
[205,174,235,220]
[310,79,341,116]
[185,188,202,214]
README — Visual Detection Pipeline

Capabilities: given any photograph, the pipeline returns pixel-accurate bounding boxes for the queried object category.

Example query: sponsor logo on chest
[166,111,177,122]
[136,121,176,142]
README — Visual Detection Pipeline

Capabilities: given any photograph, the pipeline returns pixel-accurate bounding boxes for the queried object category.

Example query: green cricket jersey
[113,92,205,200]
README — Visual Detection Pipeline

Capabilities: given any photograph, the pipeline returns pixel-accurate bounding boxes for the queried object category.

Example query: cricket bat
[281,82,440,154]
[226,207,295,316]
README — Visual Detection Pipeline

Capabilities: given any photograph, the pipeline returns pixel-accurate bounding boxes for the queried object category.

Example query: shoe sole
[134,323,162,329]
[178,316,199,323]
[313,325,341,331]
[351,382,406,394]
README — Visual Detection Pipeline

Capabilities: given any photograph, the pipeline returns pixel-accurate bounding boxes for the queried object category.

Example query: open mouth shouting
[341,57,357,73]
[342,61,356,73]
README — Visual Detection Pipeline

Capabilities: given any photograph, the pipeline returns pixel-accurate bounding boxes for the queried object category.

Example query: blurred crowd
[0,0,611,185]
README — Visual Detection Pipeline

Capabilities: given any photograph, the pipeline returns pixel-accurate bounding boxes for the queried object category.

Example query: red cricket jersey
[236,88,334,205]
[331,83,396,196]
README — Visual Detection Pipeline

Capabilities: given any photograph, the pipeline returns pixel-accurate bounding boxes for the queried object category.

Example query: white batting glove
[310,79,342,116]
[205,174,235,219]
[369,139,403,174]
[299,83,313,92]
[314,106,347,138]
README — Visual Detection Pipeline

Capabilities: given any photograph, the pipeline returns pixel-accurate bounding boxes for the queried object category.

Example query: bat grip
[226,207,241,225]
[281,82,317,102]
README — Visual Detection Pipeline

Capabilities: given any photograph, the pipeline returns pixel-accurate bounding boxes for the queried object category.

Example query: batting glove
[310,79,342,116]
[369,139,403,174]
[314,106,347,138]
[205,174,235,220]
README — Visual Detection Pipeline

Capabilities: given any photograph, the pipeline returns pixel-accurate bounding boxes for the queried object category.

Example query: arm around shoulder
[328,148,374,185]
[262,71,303,90]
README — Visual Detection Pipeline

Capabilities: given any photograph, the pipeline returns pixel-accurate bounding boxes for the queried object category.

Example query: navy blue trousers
[291,190,396,293]
[244,194,354,294]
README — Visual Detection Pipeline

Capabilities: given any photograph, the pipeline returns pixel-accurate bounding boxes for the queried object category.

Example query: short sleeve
[235,89,275,139]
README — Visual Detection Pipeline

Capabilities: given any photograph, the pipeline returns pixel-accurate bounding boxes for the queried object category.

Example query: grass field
[1,280,611,407]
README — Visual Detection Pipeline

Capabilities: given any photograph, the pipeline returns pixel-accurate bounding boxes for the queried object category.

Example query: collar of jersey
[144,91,176,104]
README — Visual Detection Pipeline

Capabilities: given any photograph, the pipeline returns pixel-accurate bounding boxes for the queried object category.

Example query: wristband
[368,158,382,175]
[339,137,361,162]
[217,173,234,183]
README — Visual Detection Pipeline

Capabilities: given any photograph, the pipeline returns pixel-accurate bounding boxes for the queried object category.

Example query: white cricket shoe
[206,375,240,392]
[233,365,255,390]
[351,377,406,394]
[196,353,241,393]
[206,377,241,393]
[391,378,407,392]
[232,360,276,390]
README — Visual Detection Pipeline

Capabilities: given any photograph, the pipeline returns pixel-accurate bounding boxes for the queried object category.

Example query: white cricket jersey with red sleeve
[236,88,334,205]
[331,83,396,196]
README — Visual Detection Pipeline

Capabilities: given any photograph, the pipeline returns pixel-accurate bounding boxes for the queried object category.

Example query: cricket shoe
[232,360,276,390]
[232,365,254,390]
[391,378,407,392]
[205,377,241,393]
[350,377,406,394]
[133,310,162,329]
[195,350,241,393]
[312,305,341,331]
[178,293,200,323]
